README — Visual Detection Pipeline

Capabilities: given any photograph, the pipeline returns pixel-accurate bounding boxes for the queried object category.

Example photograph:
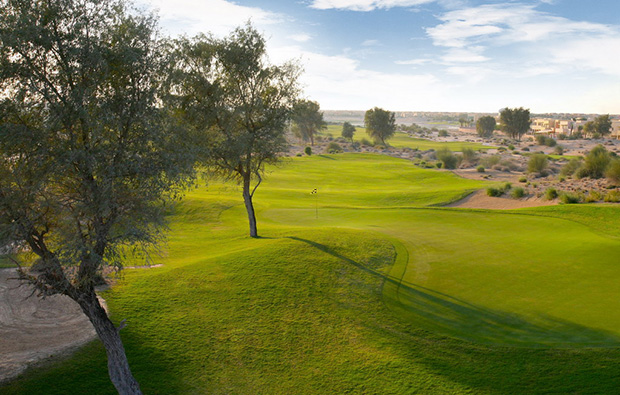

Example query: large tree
[364,107,396,145]
[0,0,194,393]
[174,25,300,238]
[291,99,326,145]
[476,116,496,138]
[341,121,356,141]
[499,107,531,141]
[584,114,612,137]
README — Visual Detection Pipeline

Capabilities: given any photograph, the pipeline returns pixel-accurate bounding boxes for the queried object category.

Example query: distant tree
[476,116,496,138]
[291,100,326,145]
[341,122,356,141]
[500,107,531,141]
[173,25,300,238]
[0,0,195,393]
[593,114,612,136]
[458,114,470,128]
[364,107,396,145]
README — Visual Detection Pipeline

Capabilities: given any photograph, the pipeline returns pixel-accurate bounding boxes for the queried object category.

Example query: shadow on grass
[289,236,620,347]
[316,155,337,160]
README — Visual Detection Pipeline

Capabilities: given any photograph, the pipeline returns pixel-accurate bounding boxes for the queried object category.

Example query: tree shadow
[288,236,620,347]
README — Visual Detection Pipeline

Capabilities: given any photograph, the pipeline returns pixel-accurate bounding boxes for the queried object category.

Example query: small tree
[291,100,326,146]
[0,0,194,392]
[593,114,612,136]
[528,154,549,174]
[364,107,396,145]
[175,25,300,238]
[476,116,496,138]
[578,144,611,179]
[341,122,356,141]
[500,107,531,141]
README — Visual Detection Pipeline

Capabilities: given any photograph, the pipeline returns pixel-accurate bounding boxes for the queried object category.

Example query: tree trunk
[243,175,258,238]
[76,291,142,395]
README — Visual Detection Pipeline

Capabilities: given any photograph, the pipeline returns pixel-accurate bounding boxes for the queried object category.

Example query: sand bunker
[0,269,97,383]
[446,189,557,210]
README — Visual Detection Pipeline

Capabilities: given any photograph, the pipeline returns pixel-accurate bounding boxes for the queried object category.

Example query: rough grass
[4,153,620,394]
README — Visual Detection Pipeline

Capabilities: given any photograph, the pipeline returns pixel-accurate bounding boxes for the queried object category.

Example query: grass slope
[4,153,620,394]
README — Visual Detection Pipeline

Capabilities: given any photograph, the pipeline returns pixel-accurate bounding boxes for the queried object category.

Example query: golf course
[4,153,620,394]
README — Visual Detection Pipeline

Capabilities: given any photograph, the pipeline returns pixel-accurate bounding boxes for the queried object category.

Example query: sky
[138,0,620,114]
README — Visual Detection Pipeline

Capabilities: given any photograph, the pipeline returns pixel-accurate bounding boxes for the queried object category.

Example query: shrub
[304,146,312,156]
[536,135,557,147]
[360,138,372,146]
[436,147,459,169]
[476,165,485,173]
[461,147,478,163]
[545,188,558,200]
[296,153,302,157]
[511,187,525,199]
[503,182,512,190]
[508,144,515,150]
[585,190,603,202]
[528,154,548,174]
[561,158,582,177]
[326,142,342,153]
[604,190,620,203]
[605,159,620,185]
[519,176,527,183]
[521,147,530,152]
[553,145,564,155]
[481,155,501,168]
[438,130,448,137]
[486,187,502,197]
[580,144,611,179]
[560,192,581,204]
[350,141,360,150]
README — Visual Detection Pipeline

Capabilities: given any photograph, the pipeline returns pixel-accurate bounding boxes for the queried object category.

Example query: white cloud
[309,0,434,12]
[441,47,488,63]
[362,39,381,46]
[140,0,282,36]
[289,33,313,42]
[395,58,432,65]
[550,36,620,77]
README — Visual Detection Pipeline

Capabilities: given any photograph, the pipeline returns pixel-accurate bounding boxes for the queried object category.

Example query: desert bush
[605,159,620,185]
[503,182,512,190]
[579,144,611,179]
[461,147,478,164]
[521,147,530,152]
[481,155,501,168]
[508,144,515,150]
[604,190,620,203]
[350,141,360,150]
[304,146,312,156]
[499,159,521,172]
[553,145,564,155]
[360,138,372,146]
[436,147,459,169]
[519,176,527,183]
[560,192,582,204]
[296,153,302,157]
[326,142,342,153]
[486,187,502,197]
[528,154,548,174]
[585,190,603,202]
[561,158,582,177]
[536,135,557,147]
[545,188,558,200]
[438,130,448,137]
[476,165,485,173]
[511,187,525,199]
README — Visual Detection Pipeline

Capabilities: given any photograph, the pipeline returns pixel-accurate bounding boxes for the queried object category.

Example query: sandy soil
[446,189,557,210]
[0,269,98,383]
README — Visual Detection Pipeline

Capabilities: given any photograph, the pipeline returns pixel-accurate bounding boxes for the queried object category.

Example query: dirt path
[0,269,98,383]
[446,189,557,210]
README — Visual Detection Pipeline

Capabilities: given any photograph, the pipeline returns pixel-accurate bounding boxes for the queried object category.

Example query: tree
[364,107,395,145]
[592,114,612,137]
[499,107,531,141]
[458,114,470,128]
[174,25,300,238]
[476,116,496,138]
[341,122,356,141]
[291,100,326,145]
[0,0,194,393]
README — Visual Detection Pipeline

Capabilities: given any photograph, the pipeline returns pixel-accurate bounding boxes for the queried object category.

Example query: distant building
[612,119,620,139]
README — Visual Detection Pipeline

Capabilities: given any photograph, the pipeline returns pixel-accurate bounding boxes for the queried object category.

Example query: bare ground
[0,269,98,383]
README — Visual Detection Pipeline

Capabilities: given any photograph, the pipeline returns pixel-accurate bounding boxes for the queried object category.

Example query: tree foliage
[364,107,395,145]
[499,107,531,140]
[173,24,300,237]
[584,115,612,137]
[291,100,325,145]
[0,0,194,392]
[341,121,356,141]
[476,116,496,138]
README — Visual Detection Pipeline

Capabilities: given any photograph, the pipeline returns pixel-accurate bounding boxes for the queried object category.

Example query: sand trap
[0,269,97,383]
[446,189,557,210]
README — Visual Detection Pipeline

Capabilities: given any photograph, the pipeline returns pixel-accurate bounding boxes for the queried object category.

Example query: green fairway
[5,153,620,394]
[323,124,492,151]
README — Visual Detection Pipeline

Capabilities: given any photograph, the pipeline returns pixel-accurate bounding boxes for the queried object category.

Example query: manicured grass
[322,125,492,151]
[4,153,620,394]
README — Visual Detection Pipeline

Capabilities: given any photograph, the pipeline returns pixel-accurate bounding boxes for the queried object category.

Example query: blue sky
[140,0,620,114]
